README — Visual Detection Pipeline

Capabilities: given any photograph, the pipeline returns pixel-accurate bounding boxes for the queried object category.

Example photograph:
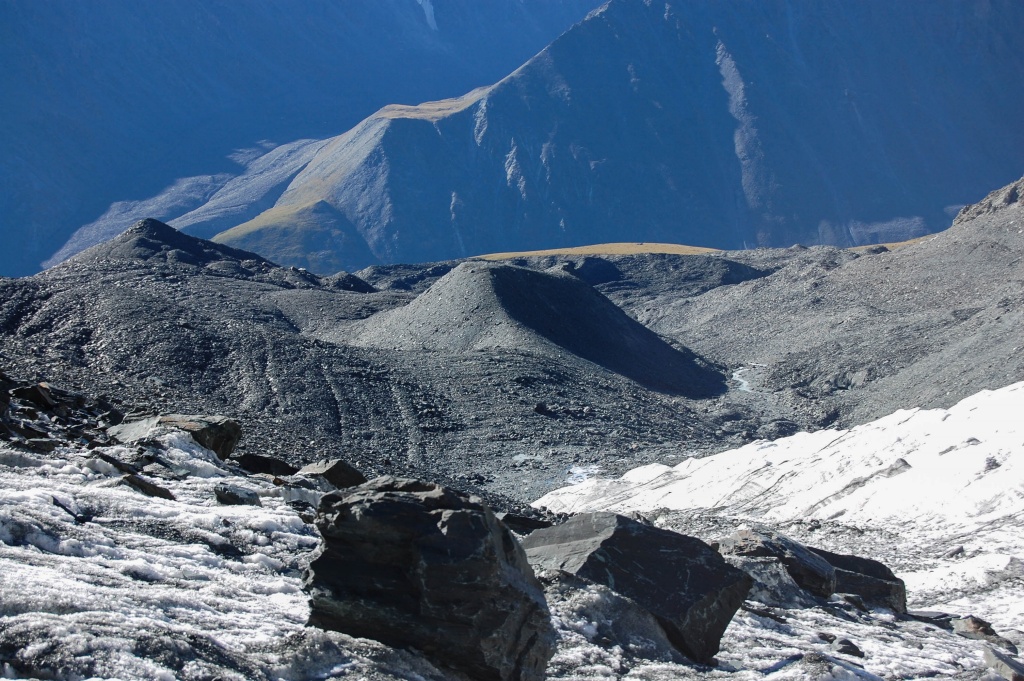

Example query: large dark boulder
[520,512,752,663]
[303,477,555,681]
[809,546,907,613]
[718,528,836,599]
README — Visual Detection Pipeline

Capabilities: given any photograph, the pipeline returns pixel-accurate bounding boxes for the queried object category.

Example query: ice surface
[3,384,1022,679]
[0,434,452,680]
[536,382,1024,679]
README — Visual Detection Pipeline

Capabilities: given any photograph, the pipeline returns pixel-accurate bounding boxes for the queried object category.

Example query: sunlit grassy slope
[478,234,931,260]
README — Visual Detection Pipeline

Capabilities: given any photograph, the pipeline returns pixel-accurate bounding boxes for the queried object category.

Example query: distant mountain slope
[208,0,1024,273]
[1,0,602,276]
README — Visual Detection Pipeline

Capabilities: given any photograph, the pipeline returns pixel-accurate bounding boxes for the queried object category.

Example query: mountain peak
[66,218,277,270]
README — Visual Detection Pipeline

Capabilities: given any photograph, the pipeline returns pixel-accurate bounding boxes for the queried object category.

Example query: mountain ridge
[198,0,1024,273]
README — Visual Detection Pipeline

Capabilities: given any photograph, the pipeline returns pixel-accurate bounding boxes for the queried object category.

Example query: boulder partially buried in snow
[297,458,366,490]
[108,414,241,459]
[809,546,907,613]
[520,512,752,663]
[718,528,837,599]
[303,476,555,681]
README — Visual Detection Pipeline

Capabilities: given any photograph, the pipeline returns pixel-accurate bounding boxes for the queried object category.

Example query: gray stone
[722,555,819,608]
[718,528,836,599]
[230,453,298,477]
[984,646,1024,681]
[120,474,175,500]
[521,512,752,663]
[831,638,864,657]
[108,414,241,459]
[298,458,366,489]
[214,484,262,507]
[954,615,1019,654]
[809,546,907,613]
[495,511,552,536]
[304,476,555,681]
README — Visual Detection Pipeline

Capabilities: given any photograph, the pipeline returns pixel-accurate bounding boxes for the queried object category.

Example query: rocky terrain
[2,176,1022,506]
[2,363,1022,679]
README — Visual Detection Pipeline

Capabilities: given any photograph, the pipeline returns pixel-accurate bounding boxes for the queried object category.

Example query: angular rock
[231,453,298,477]
[809,546,907,613]
[298,458,366,489]
[120,474,175,500]
[521,512,752,663]
[12,383,58,409]
[832,638,864,657]
[495,511,552,536]
[214,484,262,507]
[722,555,819,608]
[108,414,241,459]
[304,477,555,681]
[954,615,1019,654]
[718,528,836,599]
[984,646,1024,681]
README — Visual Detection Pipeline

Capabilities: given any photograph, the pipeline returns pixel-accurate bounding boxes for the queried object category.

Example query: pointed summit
[65,218,277,269]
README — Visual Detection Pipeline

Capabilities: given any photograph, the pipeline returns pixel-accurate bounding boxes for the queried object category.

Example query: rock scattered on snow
[214,483,263,507]
[108,413,242,460]
[718,527,836,600]
[297,458,367,490]
[984,646,1024,681]
[521,511,752,663]
[304,476,556,681]
[230,452,299,476]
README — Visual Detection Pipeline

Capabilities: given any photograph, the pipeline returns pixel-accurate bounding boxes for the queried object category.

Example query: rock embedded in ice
[984,646,1024,681]
[297,458,366,490]
[304,476,555,681]
[954,615,1019,654]
[520,511,752,663]
[230,453,298,477]
[809,546,907,613]
[214,483,262,507]
[108,414,242,459]
[718,528,836,599]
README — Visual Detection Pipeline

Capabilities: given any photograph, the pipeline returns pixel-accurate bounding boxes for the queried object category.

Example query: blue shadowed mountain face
[197,0,1024,273]
[0,0,602,276]
[13,0,1024,276]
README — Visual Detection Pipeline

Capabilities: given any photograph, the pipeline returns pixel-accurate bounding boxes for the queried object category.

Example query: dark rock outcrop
[297,458,366,490]
[230,453,298,477]
[495,511,552,536]
[120,474,175,500]
[108,414,241,460]
[953,616,1019,654]
[521,512,752,663]
[214,484,262,507]
[809,546,907,613]
[304,477,555,681]
[718,528,836,599]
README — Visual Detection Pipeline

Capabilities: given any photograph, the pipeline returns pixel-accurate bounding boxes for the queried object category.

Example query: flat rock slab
[521,511,752,663]
[304,476,555,681]
[108,414,241,459]
[214,484,262,506]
